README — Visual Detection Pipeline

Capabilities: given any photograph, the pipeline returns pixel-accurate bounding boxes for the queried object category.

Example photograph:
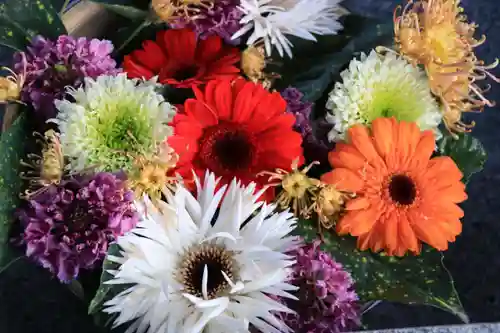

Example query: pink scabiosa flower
[281,87,332,164]
[170,0,243,44]
[19,172,138,283]
[283,239,361,333]
[13,35,119,119]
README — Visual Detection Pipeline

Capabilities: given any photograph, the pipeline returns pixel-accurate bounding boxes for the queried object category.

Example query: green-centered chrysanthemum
[52,73,176,172]
[325,49,442,142]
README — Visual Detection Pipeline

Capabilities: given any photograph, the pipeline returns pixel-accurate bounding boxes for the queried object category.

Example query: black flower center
[173,65,199,81]
[388,174,417,205]
[199,123,257,175]
[177,244,236,299]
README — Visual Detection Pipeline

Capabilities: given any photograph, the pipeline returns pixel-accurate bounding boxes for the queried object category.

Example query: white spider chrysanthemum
[325,50,443,142]
[103,172,299,333]
[51,73,176,172]
[232,0,347,58]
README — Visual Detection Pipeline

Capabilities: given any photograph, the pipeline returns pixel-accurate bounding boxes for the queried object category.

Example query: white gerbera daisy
[232,0,346,58]
[103,172,299,333]
[51,73,176,172]
[325,50,443,142]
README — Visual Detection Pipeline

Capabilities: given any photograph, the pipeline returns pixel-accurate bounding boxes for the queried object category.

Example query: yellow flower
[0,66,25,103]
[127,142,180,207]
[394,0,499,134]
[310,183,352,231]
[151,0,214,22]
[20,130,65,199]
[260,159,321,218]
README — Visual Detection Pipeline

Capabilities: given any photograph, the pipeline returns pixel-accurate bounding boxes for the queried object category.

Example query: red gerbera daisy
[167,78,304,201]
[123,28,241,88]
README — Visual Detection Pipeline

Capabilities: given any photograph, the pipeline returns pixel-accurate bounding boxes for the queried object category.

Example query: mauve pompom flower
[170,0,243,44]
[19,172,138,283]
[13,35,119,119]
[282,239,361,333]
[281,87,333,164]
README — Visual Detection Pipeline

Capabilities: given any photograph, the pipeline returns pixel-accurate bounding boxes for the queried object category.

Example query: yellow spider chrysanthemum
[394,0,499,134]
[260,159,321,218]
[127,143,180,208]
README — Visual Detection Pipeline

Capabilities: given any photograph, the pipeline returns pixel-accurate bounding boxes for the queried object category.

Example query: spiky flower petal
[394,0,500,134]
[232,0,346,58]
[325,50,442,142]
[51,74,176,172]
[103,172,299,333]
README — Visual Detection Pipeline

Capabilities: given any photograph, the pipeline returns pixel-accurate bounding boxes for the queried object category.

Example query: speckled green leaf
[0,14,31,51]
[437,133,487,184]
[0,113,28,265]
[0,0,66,44]
[294,220,468,323]
[88,244,121,315]
[274,15,394,102]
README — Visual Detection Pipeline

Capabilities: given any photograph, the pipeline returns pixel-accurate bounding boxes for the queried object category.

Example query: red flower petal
[123,28,241,88]
[169,78,304,201]
[123,55,154,80]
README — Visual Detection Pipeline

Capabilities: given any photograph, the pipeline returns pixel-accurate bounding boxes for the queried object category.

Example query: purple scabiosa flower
[19,172,138,283]
[13,35,119,119]
[170,0,243,45]
[281,87,333,164]
[282,239,361,333]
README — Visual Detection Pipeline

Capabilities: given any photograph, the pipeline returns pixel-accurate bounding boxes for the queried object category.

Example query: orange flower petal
[371,117,395,160]
[383,214,399,255]
[328,144,368,172]
[345,197,371,211]
[349,207,381,236]
[396,121,421,169]
[321,168,364,193]
[412,219,449,251]
[398,213,420,254]
[426,156,464,182]
[411,129,435,169]
[347,124,385,170]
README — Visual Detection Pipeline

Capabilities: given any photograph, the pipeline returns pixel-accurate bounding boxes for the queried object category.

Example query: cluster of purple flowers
[281,87,334,163]
[14,35,119,119]
[19,173,138,282]
[171,0,243,44]
[282,240,361,333]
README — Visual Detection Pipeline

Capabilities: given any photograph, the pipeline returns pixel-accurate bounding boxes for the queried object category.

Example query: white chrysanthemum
[232,0,346,58]
[325,50,443,142]
[51,73,176,172]
[103,172,299,333]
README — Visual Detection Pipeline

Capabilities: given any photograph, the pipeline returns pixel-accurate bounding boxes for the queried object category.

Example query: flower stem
[115,20,151,54]
[0,256,24,275]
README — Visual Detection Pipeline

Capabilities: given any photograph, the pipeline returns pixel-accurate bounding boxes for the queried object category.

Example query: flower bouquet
[0,0,496,332]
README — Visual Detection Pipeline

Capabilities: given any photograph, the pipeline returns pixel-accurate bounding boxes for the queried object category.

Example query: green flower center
[365,87,424,123]
[86,102,155,171]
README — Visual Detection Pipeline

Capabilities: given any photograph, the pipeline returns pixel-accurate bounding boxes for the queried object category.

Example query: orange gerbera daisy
[321,117,468,256]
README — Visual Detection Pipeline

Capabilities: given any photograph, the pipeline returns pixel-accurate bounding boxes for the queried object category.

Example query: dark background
[0,0,499,332]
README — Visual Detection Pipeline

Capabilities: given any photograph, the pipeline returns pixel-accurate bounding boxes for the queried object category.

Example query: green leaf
[98,3,148,20]
[91,0,149,11]
[67,279,85,300]
[0,0,66,51]
[274,15,394,102]
[437,133,487,184]
[0,112,28,265]
[294,220,469,323]
[88,244,121,315]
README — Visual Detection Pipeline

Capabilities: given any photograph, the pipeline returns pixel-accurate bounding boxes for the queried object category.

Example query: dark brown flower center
[199,122,257,175]
[177,244,236,299]
[388,174,417,205]
[172,65,199,81]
